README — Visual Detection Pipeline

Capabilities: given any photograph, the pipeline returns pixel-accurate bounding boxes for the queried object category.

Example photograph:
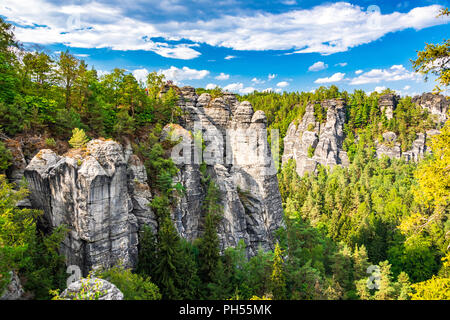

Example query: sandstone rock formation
[376,130,441,161]
[282,95,446,177]
[163,87,284,255]
[412,93,448,125]
[23,140,153,273]
[0,272,24,300]
[22,87,284,271]
[282,99,349,177]
[379,94,399,120]
[61,277,124,300]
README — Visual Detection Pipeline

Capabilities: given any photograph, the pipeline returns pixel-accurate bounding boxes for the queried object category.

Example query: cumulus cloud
[223,82,255,94]
[251,77,265,84]
[0,0,201,60]
[132,68,149,83]
[349,65,419,85]
[277,81,289,88]
[224,55,236,60]
[335,62,348,67]
[308,61,328,72]
[1,0,447,58]
[215,72,230,80]
[314,72,346,84]
[206,83,219,89]
[240,87,256,94]
[374,86,387,93]
[355,70,364,75]
[159,66,209,82]
[268,74,277,80]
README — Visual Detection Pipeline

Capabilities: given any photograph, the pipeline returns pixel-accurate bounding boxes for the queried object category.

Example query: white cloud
[223,82,256,94]
[2,1,446,57]
[403,85,411,90]
[277,81,289,88]
[335,62,348,67]
[355,70,364,75]
[0,0,201,60]
[206,83,219,89]
[223,82,244,92]
[240,87,256,94]
[275,88,283,93]
[224,55,236,60]
[160,66,210,82]
[97,70,110,78]
[268,74,277,81]
[350,65,419,85]
[374,86,387,93]
[251,77,265,84]
[132,68,149,83]
[308,61,328,72]
[314,72,346,84]
[215,72,230,80]
[74,53,90,58]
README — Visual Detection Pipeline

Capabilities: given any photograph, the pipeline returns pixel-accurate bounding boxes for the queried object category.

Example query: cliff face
[21,88,284,271]
[24,140,149,273]
[165,87,284,255]
[283,94,446,177]
[282,99,349,177]
[412,93,448,125]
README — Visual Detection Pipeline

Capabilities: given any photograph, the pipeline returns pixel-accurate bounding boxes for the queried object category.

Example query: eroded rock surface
[0,271,24,300]
[282,99,349,177]
[24,140,155,273]
[164,87,284,255]
[413,93,448,125]
[61,277,123,300]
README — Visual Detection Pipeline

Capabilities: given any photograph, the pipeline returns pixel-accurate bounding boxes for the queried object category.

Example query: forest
[0,14,449,300]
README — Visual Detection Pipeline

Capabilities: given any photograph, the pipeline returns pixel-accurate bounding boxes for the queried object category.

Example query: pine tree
[270,242,286,300]
[198,180,222,286]
[136,225,157,279]
[68,127,89,148]
[153,215,182,300]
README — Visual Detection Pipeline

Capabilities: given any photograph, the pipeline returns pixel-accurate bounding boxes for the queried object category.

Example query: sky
[1,0,449,96]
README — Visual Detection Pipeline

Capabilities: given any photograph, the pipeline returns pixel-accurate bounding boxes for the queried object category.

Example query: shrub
[68,128,89,149]
[99,266,161,300]
[0,141,12,172]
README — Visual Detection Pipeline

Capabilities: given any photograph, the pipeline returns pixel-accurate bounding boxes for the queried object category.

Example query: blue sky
[1,0,449,95]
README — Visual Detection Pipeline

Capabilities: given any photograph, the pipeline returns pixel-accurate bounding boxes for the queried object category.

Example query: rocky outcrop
[412,93,448,125]
[376,130,440,161]
[379,94,399,120]
[0,272,24,300]
[61,277,123,300]
[282,99,349,177]
[22,87,284,270]
[163,87,284,255]
[23,140,155,274]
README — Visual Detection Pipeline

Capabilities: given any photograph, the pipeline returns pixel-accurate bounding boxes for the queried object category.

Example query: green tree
[198,180,222,286]
[412,8,449,93]
[68,127,90,148]
[271,242,286,300]
[99,266,161,300]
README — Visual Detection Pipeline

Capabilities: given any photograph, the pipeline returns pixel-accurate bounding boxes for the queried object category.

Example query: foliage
[99,266,161,300]
[0,175,66,299]
[68,128,90,149]
[0,141,12,172]
[411,8,449,93]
